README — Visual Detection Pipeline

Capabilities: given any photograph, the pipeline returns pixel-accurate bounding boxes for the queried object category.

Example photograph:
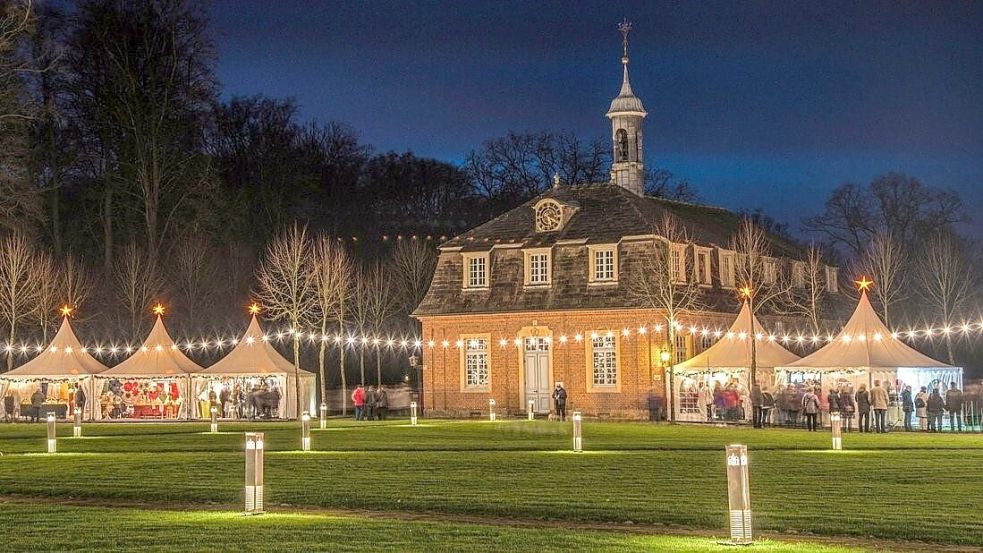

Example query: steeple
[606,19,647,196]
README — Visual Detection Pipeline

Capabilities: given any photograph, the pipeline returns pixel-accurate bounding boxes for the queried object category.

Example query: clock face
[536,203,562,232]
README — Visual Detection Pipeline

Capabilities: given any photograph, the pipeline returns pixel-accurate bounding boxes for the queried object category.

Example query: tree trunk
[102,182,113,276]
[666,324,676,423]
[359,348,365,385]
[6,324,15,372]
[292,333,302,419]
[339,321,347,416]
[376,346,382,387]
[318,321,327,409]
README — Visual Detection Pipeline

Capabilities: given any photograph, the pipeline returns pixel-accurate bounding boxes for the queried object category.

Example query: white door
[524,337,551,413]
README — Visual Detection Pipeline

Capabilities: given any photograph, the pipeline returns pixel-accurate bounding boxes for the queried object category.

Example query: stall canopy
[97,315,202,418]
[196,315,315,419]
[0,316,108,420]
[676,302,801,373]
[778,290,961,392]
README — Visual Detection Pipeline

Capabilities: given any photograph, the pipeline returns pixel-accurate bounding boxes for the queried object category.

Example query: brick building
[413,28,837,418]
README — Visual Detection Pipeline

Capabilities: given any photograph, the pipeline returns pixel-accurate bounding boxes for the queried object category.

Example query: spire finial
[618,19,632,65]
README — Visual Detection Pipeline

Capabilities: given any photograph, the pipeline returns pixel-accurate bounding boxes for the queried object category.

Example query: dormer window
[535,200,563,232]
[694,246,712,285]
[588,245,618,283]
[670,243,688,283]
[524,248,552,286]
[462,252,489,289]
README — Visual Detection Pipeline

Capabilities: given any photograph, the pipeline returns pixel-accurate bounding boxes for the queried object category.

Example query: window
[463,253,489,289]
[525,250,551,286]
[763,258,777,284]
[464,338,490,389]
[591,335,618,386]
[826,266,839,293]
[718,250,736,288]
[675,334,689,364]
[694,247,711,285]
[700,333,716,352]
[589,245,618,283]
[670,244,687,283]
[616,129,629,161]
[791,262,805,288]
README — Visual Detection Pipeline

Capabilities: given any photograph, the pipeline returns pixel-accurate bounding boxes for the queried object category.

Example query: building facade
[413,29,837,418]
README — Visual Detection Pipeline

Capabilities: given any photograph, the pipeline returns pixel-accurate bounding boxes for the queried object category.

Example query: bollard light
[73,407,82,438]
[410,401,418,425]
[830,413,842,450]
[527,399,534,421]
[210,406,218,433]
[319,403,327,430]
[488,398,496,422]
[301,412,311,451]
[572,411,583,452]
[46,413,57,453]
[244,432,264,514]
[725,444,753,545]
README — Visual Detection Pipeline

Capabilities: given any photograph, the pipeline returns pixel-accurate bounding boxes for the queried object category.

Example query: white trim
[461,252,490,290]
[523,247,553,287]
[588,244,619,284]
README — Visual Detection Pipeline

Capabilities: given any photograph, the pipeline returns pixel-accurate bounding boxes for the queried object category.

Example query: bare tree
[32,249,58,342]
[629,213,705,422]
[255,223,316,418]
[312,237,353,409]
[364,260,399,386]
[859,233,906,327]
[0,233,39,371]
[917,230,974,364]
[114,241,161,337]
[60,252,91,319]
[173,233,217,325]
[350,263,371,386]
[783,245,826,334]
[731,217,793,386]
[390,238,437,320]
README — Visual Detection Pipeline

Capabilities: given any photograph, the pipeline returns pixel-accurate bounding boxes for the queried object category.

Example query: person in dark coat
[945,382,964,432]
[801,387,821,431]
[750,383,763,428]
[374,387,388,421]
[30,389,44,422]
[784,386,800,428]
[364,387,376,421]
[900,385,914,431]
[855,384,871,433]
[552,383,568,421]
[827,388,840,417]
[838,386,855,432]
[926,389,946,432]
[74,386,87,417]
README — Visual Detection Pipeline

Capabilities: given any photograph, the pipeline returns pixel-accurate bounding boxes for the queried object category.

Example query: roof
[1,317,107,379]
[607,65,646,116]
[676,302,800,371]
[199,315,312,376]
[441,184,802,256]
[99,316,202,377]
[783,291,953,370]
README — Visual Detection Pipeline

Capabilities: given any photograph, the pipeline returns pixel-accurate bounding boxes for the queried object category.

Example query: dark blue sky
[208,0,983,239]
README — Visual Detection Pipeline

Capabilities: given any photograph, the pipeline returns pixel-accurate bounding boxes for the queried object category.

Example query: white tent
[96,315,202,419]
[673,302,801,422]
[777,291,962,408]
[0,317,107,421]
[195,315,315,419]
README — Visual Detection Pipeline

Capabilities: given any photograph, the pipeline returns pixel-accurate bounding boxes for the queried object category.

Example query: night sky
[208,1,983,239]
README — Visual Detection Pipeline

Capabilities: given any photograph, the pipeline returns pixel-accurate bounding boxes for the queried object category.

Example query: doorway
[524,337,551,413]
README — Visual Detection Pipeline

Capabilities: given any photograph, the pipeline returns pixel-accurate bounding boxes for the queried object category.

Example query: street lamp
[319,403,327,430]
[488,398,496,422]
[410,401,418,425]
[527,399,535,421]
[831,413,842,450]
[73,407,82,438]
[572,411,583,452]
[301,412,311,451]
[210,405,218,433]
[244,432,264,514]
[46,413,57,453]
[725,444,753,545]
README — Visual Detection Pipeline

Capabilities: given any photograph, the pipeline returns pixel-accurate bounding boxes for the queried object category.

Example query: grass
[1,419,982,549]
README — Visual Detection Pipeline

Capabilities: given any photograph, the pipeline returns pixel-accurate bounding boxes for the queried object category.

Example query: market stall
[776,289,962,425]
[673,302,801,422]
[0,316,108,421]
[96,314,202,420]
[195,314,315,420]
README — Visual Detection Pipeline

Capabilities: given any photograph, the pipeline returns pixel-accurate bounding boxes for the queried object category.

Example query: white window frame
[718,249,736,288]
[674,334,689,364]
[791,261,805,288]
[462,252,489,289]
[826,266,839,293]
[590,334,618,387]
[462,336,491,391]
[670,243,688,283]
[694,246,712,286]
[524,248,552,287]
[588,245,618,284]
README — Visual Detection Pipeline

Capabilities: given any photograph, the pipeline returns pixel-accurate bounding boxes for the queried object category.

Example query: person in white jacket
[696,381,713,421]
[914,387,930,431]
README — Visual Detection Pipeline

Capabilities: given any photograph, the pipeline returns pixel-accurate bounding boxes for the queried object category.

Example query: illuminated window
[675,334,689,364]
[465,338,489,388]
[591,335,617,386]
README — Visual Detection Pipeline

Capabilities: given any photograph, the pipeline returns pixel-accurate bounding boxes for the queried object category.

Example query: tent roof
[199,315,312,376]
[1,317,107,378]
[676,302,800,371]
[100,316,202,377]
[785,291,952,370]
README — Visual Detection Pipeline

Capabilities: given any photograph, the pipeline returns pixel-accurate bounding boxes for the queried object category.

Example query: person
[219,386,230,418]
[3,392,14,423]
[351,385,365,421]
[30,389,44,422]
[785,386,800,428]
[855,384,871,433]
[901,385,914,432]
[926,388,945,432]
[724,384,740,422]
[827,388,840,417]
[74,385,87,418]
[914,386,929,431]
[552,383,567,421]
[870,380,889,433]
[774,384,787,426]
[760,386,775,427]
[945,382,964,432]
[750,383,763,428]
[802,386,821,431]
[696,381,712,422]
[712,383,725,422]
[839,385,855,432]
[375,387,388,421]
[364,386,376,421]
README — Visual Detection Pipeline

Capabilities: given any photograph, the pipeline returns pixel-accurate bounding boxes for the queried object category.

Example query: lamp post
[73,407,82,438]
[527,399,535,421]
[210,405,218,433]
[488,398,496,422]
[46,413,57,453]
[725,444,753,545]
[244,432,264,514]
[301,412,311,451]
[572,411,583,452]
[410,401,418,425]
[830,413,842,450]
[319,403,327,430]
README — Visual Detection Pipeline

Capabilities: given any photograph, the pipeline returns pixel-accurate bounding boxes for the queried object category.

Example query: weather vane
[619,18,632,61]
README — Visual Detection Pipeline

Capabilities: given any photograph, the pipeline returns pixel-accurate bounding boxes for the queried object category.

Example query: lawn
[1,419,981,550]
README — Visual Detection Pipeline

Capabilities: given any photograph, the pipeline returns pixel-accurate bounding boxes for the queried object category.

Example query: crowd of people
[200,381,282,420]
[350,385,390,420]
